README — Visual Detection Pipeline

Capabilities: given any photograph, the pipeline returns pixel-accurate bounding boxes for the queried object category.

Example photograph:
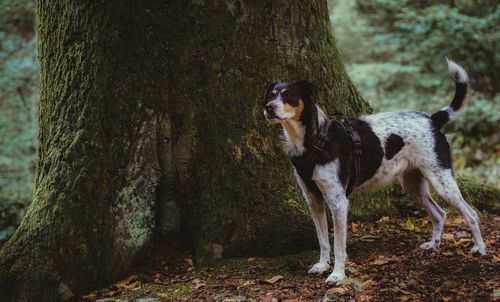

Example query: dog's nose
[265,104,274,114]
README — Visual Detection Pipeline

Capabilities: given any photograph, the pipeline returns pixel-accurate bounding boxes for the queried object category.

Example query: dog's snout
[265,104,275,114]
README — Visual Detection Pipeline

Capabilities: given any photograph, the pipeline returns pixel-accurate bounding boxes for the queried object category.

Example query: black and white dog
[263,59,485,285]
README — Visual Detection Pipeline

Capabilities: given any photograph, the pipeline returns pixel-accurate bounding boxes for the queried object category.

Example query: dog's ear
[289,80,317,103]
[263,82,278,104]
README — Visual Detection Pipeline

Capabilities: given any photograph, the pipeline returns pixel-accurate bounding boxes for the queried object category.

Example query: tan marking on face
[280,88,288,93]
[271,89,278,94]
[293,99,304,121]
[283,99,304,121]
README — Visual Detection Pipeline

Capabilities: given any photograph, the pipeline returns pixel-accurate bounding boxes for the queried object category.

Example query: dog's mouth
[264,111,281,121]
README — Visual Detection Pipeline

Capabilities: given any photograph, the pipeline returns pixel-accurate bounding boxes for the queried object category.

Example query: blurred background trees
[0,0,37,241]
[0,0,498,243]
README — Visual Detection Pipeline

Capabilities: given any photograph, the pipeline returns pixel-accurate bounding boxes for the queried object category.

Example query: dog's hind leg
[400,170,446,250]
[324,192,348,285]
[294,171,331,274]
[423,169,486,255]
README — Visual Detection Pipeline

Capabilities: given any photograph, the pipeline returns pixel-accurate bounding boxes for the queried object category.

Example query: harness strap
[298,119,332,168]
[291,115,363,195]
[343,122,363,182]
[334,113,363,192]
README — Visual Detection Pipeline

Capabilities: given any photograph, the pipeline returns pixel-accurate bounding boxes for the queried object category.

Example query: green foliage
[0,0,37,211]
[331,0,499,186]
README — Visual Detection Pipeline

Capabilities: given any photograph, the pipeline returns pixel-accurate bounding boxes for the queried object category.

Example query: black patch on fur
[344,119,384,194]
[451,82,467,111]
[433,127,452,170]
[430,111,450,129]
[263,82,288,104]
[385,134,405,160]
[291,116,384,197]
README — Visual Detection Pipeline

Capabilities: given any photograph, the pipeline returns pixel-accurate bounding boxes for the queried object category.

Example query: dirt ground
[80,214,499,302]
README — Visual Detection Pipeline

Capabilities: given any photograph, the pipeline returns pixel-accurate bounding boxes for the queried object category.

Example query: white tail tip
[446,57,469,84]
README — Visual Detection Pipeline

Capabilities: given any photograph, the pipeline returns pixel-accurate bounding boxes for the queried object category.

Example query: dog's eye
[268,91,277,99]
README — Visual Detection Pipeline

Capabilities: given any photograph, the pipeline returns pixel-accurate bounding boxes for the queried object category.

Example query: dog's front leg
[294,171,331,274]
[325,192,348,285]
[307,200,331,274]
[314,162,348,285]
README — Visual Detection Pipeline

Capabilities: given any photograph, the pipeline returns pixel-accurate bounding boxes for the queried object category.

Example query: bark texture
[0,1,368,301]
[161,1,368,261]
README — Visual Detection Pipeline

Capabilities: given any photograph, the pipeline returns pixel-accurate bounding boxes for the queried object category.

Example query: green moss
[350,176,500,221]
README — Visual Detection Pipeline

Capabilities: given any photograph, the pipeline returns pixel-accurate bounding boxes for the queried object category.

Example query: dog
[263,59,486,285]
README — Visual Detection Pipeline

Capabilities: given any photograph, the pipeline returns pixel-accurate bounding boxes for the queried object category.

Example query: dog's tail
[431,58,469,129]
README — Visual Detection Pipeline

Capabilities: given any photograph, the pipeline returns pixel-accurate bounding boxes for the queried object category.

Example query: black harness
[291,115,363,195]
[340,118,363,194]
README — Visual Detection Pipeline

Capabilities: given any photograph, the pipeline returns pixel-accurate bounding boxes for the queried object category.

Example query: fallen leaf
[213,293,230,300]
[403,219,415,231]
[371,259,388,265]
[184,258,194,267]
[248,257,256,262]
[328,287,347,294]
[370,256,389,266]
[455,230,469,239]
[264,275,284,284]
[360,235,380,241]
[82,293,97,301]
[115,275,141,291]
[363,279,375,288]
[192,278,206,289]
[367,253,379,262]
[158,292,170,299]
[242,280,256,286]
[442,233,454,241]
[377,216,390,223]
[346,267,358,273]
[494,289,500,297]
[102,289,117,297]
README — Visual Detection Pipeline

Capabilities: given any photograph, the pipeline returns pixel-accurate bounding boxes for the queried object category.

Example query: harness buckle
[354,141,362,154]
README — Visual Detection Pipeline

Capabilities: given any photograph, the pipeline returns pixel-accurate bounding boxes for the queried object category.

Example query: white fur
[447,57,469,84]
[280,120,306,156]
[354,112,437,192]
[442,106,457,119]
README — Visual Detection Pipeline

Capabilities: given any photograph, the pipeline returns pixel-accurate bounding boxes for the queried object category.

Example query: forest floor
[80,214,499,302]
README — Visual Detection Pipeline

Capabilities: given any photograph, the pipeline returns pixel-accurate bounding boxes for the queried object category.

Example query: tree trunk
[162,0,368,262]
[0,1,367,301]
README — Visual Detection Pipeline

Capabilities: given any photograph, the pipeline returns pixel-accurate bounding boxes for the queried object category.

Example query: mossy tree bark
[0,1,368,301]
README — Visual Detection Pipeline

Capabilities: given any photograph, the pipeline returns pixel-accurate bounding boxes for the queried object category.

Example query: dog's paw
[470,243,486,255]
[308,262,330,275]
[325,270,345,286]
[419,240,440,250]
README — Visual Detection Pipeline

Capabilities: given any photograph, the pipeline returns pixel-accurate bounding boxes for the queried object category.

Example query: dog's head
[263,81,316,123]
